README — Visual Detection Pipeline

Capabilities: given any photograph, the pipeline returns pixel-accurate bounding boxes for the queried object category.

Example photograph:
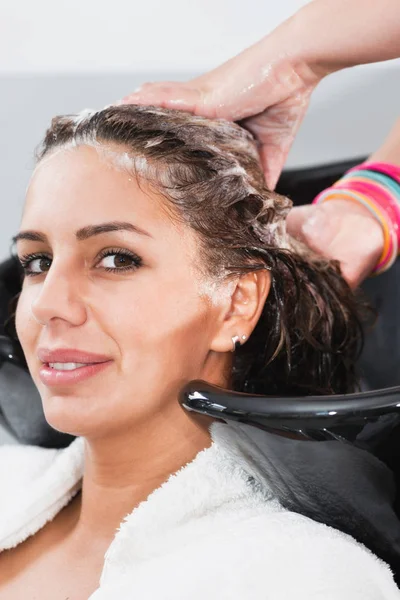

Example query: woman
[0,104,398,599]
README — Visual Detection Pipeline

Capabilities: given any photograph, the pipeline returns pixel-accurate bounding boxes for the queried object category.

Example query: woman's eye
[98,251,141,272]
[31,257,51,273]
[19,255,51,275]
[19,249,142,277]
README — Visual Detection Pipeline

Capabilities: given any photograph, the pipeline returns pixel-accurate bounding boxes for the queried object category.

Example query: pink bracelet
[348,161,400,183]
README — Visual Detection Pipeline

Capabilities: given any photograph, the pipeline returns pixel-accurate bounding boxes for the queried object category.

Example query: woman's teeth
[48,362,90,371]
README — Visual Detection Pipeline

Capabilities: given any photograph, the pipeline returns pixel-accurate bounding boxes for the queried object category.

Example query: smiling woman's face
[15,144,228,437]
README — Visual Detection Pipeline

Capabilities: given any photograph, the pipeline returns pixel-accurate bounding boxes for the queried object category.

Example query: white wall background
[1,0,312,74]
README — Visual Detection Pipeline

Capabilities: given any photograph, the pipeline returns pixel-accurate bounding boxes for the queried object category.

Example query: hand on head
[116,64,390,288]
[115,48,321,191]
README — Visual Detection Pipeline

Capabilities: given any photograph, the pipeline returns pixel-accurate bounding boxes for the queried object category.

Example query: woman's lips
[37,347,112,364]
[39,361,113,386]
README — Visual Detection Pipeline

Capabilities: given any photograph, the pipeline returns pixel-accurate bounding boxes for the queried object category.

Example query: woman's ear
[209,268,271,353]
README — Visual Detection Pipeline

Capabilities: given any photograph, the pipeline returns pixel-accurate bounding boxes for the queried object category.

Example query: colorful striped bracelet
[312,162,400,275]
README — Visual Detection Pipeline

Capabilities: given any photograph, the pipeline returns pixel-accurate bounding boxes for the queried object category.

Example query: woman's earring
[231,334,247,352]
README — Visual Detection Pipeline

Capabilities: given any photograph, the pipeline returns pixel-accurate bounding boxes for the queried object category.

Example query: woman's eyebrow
[12,221,153,244]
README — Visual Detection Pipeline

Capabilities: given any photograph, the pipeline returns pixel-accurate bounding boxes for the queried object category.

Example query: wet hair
[10,104,370,396]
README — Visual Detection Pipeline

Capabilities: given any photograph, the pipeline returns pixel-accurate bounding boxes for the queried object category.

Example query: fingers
[117,81,195,109]
[115,81,219,117]
[241,94,312,189]
[258,145,287,191]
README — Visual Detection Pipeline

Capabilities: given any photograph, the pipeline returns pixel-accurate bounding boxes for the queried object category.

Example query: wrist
[322,198,385,254]
[257,11,326,89]
[284,3,340,80]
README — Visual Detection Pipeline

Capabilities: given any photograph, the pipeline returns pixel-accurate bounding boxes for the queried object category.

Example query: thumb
[287,205,337,257]
[286,205,320,242]
[259,144,290,191]
[301,207,336,252]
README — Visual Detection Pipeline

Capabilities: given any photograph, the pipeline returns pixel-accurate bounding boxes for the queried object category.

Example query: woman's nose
[30,261,87,327]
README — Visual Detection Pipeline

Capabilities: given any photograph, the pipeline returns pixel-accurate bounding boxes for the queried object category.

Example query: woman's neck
[67,409,218,547]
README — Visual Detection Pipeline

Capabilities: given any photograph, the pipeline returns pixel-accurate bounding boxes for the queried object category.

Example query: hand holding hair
[287,118,400,288]
[286,199,385,289]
